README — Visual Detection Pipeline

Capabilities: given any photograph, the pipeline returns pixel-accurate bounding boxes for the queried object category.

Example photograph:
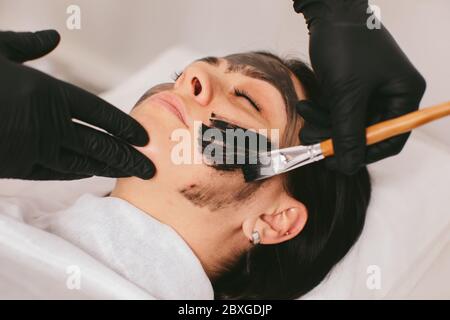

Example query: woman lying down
[44,52,371,299]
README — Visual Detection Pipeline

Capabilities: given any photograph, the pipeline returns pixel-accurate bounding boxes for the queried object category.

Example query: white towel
[43,194,214,300]
[0,194,214,300]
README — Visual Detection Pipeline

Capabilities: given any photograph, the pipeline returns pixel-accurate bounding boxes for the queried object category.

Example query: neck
[111,178,249,279]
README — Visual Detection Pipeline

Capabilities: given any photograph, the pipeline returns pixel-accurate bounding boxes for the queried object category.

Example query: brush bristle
[199,116,273,181]
[242,153,275,182]
[242,163,263,182]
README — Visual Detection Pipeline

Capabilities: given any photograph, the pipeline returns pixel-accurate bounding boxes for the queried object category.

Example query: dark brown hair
[212,52,372,299]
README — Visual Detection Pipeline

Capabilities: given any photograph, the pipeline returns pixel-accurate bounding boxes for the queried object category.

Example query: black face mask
[198,113,272,173]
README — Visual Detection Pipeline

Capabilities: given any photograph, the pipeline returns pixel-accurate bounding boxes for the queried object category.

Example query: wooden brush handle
[320,101,450,157]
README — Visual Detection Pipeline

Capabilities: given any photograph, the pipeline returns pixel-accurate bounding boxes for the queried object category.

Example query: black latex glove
[292,0,426,175]
[0,30,155,180]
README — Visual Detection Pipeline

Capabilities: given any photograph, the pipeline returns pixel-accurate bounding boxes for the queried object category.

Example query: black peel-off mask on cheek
[198,113,272,173]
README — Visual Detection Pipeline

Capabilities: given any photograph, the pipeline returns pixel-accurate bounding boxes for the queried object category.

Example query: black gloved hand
[0,30,155,180]
[292,0,426,175]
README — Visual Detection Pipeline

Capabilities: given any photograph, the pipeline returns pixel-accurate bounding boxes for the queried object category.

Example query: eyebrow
[196,56,274,85]
[195,56,289,112]
[196,56,221,66]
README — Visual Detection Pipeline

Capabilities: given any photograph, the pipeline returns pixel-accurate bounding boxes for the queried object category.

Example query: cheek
[131,103,184,165]
[130,107,216,187]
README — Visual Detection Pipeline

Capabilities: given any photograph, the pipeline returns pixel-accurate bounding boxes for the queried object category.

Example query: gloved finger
[365,74,425,164]
[21,165,92,181]
[380,72,426,119]
[299,121,331,145]
[296,100,331,128]
[0,30,60,63]
[69,123,155,180]
[365,132,411,165]
[329,88,369,175]
[59,81,150,147]
[49,149,131,178]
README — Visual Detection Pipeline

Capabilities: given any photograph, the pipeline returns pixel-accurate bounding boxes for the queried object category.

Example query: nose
[176,66,213,107]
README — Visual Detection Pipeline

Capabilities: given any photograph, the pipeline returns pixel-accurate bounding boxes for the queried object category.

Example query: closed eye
[234,88,261,112]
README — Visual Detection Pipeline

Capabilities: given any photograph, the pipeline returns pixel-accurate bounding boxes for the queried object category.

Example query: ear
[242,192,308,245]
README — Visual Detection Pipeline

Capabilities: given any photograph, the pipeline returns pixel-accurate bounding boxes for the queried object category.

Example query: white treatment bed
[0,47,449,299]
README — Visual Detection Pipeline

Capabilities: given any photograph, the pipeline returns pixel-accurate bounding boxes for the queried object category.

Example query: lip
[150,92,189,128]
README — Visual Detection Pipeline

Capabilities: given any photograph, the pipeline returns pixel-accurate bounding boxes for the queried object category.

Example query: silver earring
[251,231,261,245]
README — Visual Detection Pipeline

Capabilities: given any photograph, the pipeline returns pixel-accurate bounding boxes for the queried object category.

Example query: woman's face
[120,54,305,210]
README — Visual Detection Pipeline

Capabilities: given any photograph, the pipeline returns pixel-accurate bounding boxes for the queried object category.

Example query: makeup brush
[243,101,450,182]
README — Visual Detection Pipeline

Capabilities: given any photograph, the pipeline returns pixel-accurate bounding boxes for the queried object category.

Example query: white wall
[0,0,448,144]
